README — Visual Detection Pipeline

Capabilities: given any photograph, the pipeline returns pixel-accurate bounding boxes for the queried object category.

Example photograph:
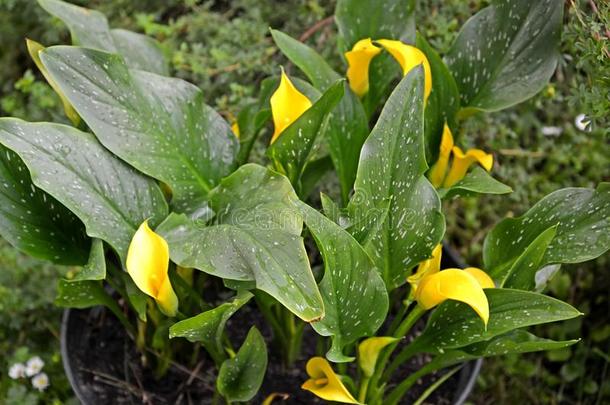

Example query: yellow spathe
[270,69,312,143]
[428,124,455,188]
[126,220,178,317]
[443,146,494,188]
[358,336,399,377]
[345,38,382,97]
[302,357,360,404]
[376,39,432,101]
[407,243,443,295]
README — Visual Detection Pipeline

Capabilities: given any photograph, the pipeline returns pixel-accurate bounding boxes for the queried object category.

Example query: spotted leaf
[446,0,563,112]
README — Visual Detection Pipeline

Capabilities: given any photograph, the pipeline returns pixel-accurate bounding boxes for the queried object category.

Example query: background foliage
[0,0,608,403]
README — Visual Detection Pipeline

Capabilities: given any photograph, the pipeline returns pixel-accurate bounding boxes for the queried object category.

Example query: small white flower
[8,363,26,379]
[25,356,45,377]
[574,114,591,132]
[31,372,50,392]
[541,126,563,136]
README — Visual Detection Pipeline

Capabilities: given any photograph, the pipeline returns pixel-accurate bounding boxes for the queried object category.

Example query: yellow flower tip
[464,267,495,289]
[270,69,312,144]
[376,39,432,101]
[358,336,399,377]
[443,146,494,188]
[302,357,360,404]
[126,220,178,317]
[262,393,290,405]
[428,124,455,188]
[415,269,489,326]
[408,244,443,295]
[345,37,382,97]
[231,122,240,139]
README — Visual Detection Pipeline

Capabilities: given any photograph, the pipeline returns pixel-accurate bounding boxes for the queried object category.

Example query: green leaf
[270,29,340,89]
[348,68,445,290]
[411,289,582,353]
[0,143,89,265]
[235,101,271,165]
[40,46,238,214]
[300,155,334,200]
[0,119,168,263]
[170,292,252,363]
[484,184,610,280]
[158,164,324,322]
[55,279,114,309]
[217,326,268,402]
[296,201,389,362]
[416,34,460,164]
[438,166,512,199]
[267,80,344,188]
[431,330,579,368]
[446,0,563,112]
[502,226,557,290]
[335,0,416,50]
[72,238,106,282]
[38,0,168,75]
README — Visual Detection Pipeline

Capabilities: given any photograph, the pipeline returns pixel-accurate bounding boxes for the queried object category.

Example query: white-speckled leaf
[170,292,252,362]
[348,68,445,290]
[0,119,168,263]
[297,200,388,362]
[410,289,581,353]
[39,46,238,215]
[55,279,114,309]
[438,166,512,200]
[429,330,579,368]
[158,164,324,322]
[0,143,89,265]
[267,80,344,187]
[217,326,268,402]
[72,238,106,281]
[484,184,610,282]
[38,0,168,75]
[446,0,563,111]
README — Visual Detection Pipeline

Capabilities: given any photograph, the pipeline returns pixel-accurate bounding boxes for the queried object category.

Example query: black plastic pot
[61,244,482,404]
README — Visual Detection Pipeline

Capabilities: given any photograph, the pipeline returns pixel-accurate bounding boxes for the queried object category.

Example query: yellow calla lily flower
[126,221,178,317]
[443,146,494,188]
[301,357,360,404]
[345,38,382,97]
[358,336,399,377]
[231,122,240,138]
[428,124,454,188]
[376,39,432,101]
[464,267,496,289]
[415,268,492,326]
[407,243,442,295]
[270,69,312,144]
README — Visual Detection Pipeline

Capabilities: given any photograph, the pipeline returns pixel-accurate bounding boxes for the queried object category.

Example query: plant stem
[412,365,462,405]
[366,305,425,402]
[358,376,370,403]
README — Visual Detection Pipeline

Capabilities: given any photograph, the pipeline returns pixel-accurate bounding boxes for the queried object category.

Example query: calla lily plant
[0,0,607,404]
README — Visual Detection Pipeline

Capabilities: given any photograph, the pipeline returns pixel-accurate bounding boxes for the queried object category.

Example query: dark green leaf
[40,46,238,214]
[217,326,268,402]
[170,292,252,362]
[267,80,344,187]
[438,166,512,199]
[296,201,388,362]
[158,164,324,322]
[335,0,416,50]
[431,330,579,368]
[0,143,89,265]
[411,289,582,353]
[348,68,445,290]
[484,184,610,280]
[38,0,168,75]
[270,29,340,89]
[446,0,563,111]
[300,156,334,200]
[0,119,168,263]
[55,279,114,309]
[416,34,460,164]
[72,238,106,281]
[502,226,557,289]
